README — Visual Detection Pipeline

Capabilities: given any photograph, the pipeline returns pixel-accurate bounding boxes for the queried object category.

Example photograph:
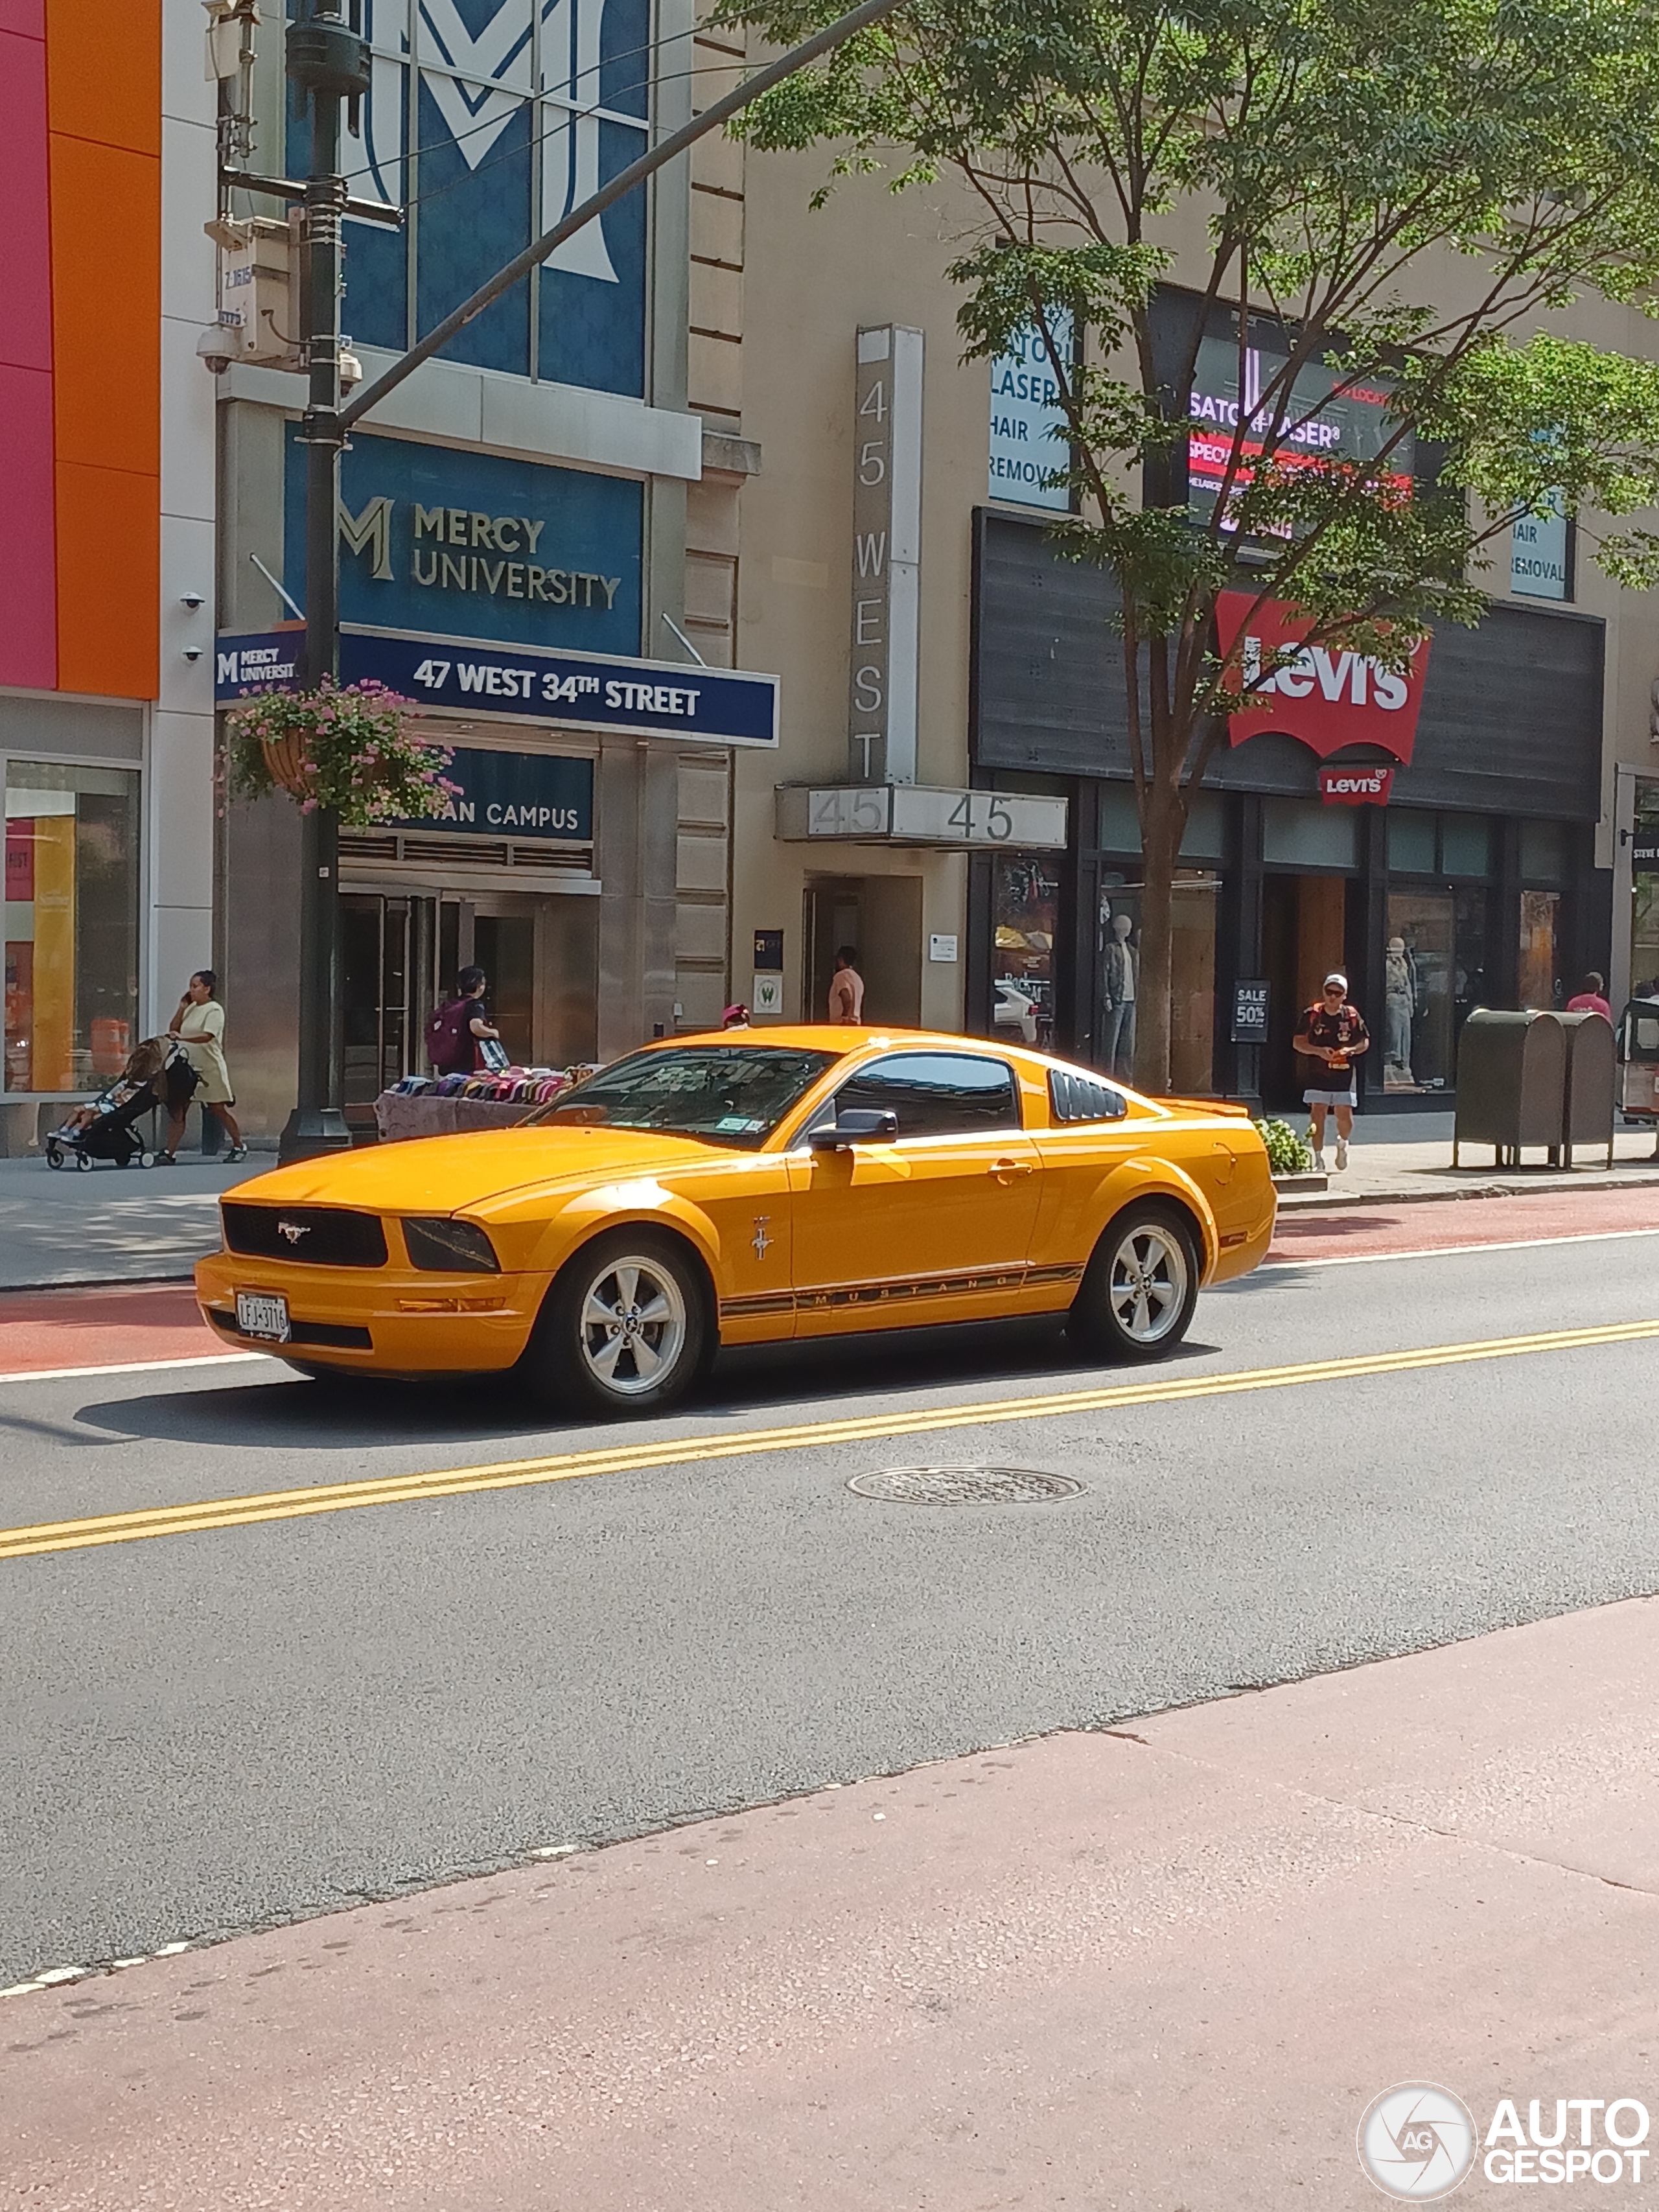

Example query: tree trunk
[1132,767,1184,1095]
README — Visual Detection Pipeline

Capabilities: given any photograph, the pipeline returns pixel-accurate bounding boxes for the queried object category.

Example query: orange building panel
[44,0,159,157]
[55,460,158,699]
[48,135,159,476]
[46,0,159,708]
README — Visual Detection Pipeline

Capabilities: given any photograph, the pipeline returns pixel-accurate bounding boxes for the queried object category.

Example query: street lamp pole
[279,1,369,1162]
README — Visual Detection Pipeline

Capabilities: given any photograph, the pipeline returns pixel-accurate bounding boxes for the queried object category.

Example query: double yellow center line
[5,1316,1654,1563]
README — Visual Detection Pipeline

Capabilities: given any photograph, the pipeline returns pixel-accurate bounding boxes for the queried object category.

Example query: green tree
[734,0,1659,1086]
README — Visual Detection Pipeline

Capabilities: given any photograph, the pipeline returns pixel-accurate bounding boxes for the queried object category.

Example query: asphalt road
[3,1228,1657,1988]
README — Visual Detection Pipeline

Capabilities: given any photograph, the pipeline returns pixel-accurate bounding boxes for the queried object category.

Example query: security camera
[339,347,364,390]
[197,325,231,375]
[182,646,203,662]
[180,591,205,611]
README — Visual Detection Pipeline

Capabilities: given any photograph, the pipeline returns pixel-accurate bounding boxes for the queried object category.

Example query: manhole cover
[846,1466,1085,1506]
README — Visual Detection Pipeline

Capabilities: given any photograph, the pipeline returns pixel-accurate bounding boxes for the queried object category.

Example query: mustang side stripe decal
[718,1261,1085,1322]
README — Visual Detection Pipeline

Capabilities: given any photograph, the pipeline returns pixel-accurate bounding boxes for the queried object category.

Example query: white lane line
[1,1938,196,2000]
[1265,1226,1659,1270]
[0,1353,262,1387]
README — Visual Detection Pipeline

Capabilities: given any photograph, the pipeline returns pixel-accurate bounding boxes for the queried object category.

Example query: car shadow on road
[69,1318,1225,1453]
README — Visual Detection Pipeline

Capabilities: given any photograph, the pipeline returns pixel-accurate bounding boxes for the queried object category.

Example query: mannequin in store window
[1384,936,1417,1085]
[1102,910,1137,1077]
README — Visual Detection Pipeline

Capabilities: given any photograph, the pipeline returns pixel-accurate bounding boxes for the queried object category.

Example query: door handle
[990,1157,1034,1182]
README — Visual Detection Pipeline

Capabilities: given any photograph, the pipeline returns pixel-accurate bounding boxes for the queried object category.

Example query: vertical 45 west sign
[848,326,923,785]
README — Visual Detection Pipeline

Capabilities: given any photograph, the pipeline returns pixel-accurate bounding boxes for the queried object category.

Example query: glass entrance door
[1260,874,1349,1108]
[473,911,535,1065]
[342,895,437,1118]
[343,886,598,1112]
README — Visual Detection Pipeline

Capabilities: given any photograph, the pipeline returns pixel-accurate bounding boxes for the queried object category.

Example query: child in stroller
[44,1038,198,1170]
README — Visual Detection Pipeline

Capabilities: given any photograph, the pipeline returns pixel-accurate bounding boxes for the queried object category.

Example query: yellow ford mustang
[196,1028,1276,1415]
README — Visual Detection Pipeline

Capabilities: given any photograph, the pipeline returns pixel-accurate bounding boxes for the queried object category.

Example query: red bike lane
[0,1283,234,1379]
[1267,1183,1659,1264]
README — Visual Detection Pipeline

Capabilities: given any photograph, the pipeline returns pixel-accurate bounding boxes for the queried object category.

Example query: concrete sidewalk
[7,1595,1658,2209]
[1277,1108,1659,1209]
[0,1154,268,1289]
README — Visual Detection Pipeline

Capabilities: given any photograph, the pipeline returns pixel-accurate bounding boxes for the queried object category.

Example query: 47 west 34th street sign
[216,627,780,749]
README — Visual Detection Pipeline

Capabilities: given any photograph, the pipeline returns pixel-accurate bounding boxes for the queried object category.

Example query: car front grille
[207,1309,373,1350]
[221,1203,388,1268]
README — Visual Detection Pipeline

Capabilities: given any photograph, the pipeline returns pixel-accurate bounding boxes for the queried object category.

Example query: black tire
[45,1145,62,1169]
[1069,1204,1201,1362]
[75,1150,93,1171]
[523,1228,710,1419]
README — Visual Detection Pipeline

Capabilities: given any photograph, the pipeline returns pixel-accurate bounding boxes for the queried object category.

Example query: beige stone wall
[729,155,993,1030]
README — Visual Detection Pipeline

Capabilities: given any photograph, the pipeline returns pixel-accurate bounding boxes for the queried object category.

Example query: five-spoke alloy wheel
[528,1229,710,1417]
[1070,1205,1200,1362]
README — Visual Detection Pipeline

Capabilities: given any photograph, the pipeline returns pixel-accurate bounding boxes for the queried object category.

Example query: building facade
[730,147,1659,1101]
[1,0,217,1152]
[213,0,766,1140]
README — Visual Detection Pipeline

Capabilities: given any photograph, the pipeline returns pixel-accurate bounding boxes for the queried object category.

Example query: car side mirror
[809,1107,899,1150]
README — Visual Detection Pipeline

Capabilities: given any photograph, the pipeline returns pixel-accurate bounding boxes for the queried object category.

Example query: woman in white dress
[157,970,247,1163]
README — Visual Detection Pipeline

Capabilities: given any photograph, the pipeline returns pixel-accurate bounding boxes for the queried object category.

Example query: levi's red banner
[1215,590,1430,763]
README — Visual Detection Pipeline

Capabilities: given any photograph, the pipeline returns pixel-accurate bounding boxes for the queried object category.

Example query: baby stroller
[44,1037,198,1171]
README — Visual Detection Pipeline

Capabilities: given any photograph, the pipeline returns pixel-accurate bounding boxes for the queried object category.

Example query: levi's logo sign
[1240,639,1410,711]
[1215,590,1430,765]
[1318,765,1395,805]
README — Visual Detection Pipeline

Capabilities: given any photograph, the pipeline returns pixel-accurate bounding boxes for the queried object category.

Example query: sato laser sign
[215,629,780,748]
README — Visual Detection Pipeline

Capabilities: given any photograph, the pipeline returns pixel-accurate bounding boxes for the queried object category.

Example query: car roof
[651,1025,1089,1087]
[663,1022,1019,1053]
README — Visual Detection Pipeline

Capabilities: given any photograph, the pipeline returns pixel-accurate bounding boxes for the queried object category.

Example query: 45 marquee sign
[354,0,647,287]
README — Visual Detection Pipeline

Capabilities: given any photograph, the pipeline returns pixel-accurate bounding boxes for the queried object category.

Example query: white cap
[1324,972,1348,990]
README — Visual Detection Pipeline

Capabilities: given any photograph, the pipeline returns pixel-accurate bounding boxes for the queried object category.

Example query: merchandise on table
[374,1065,599,1141]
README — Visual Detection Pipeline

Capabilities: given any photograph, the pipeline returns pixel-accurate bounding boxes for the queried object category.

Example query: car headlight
[402,1217,502,1274]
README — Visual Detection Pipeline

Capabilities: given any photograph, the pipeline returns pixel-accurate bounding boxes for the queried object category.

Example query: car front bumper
[195,1250,544,1373]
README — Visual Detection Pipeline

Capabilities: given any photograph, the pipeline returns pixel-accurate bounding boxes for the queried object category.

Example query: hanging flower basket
[224,680,459,830]
[259,730,313,800]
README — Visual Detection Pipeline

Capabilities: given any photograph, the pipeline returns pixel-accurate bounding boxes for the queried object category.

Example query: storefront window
[1454,887,1491,1028]
[1098,784,1225,862]
[1387,811,1436,874]
[1098,870,1218,1090]
[1520,821,1566,883]
[1384,889,1454,1091]
[4,762,140,1094]
[1441,815,1494,879]
[992,854,1060,1051]
[1519,889,1561,1008]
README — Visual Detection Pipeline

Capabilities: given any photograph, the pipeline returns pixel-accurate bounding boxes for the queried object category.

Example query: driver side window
[833,1052,1021,1137]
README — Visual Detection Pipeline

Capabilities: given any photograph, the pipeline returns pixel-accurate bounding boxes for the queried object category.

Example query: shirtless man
[827,945,865,1022]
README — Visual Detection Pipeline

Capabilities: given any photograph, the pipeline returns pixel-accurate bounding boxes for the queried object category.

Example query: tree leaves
[727,0,1659,1079]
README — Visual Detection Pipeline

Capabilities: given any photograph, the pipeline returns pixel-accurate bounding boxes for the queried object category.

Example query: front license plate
[235,1290,291,1343]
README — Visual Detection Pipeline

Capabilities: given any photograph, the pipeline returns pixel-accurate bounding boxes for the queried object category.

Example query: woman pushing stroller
[156,970,247,1163]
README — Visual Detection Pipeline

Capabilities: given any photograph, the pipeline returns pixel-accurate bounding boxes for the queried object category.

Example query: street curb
[0,1275,198,1299]
[1277,1167,1659,1214]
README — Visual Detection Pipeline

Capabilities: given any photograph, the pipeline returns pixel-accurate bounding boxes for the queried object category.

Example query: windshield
[538,1045,839,1147]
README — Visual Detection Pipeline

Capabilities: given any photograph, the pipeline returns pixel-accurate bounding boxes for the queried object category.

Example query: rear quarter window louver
[1048,1069,1128,1124]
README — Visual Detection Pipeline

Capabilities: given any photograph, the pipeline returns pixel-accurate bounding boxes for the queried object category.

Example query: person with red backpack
[425,966,502,1076]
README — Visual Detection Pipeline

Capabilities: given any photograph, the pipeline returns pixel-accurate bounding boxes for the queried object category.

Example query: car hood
[224,1126,741,1217]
